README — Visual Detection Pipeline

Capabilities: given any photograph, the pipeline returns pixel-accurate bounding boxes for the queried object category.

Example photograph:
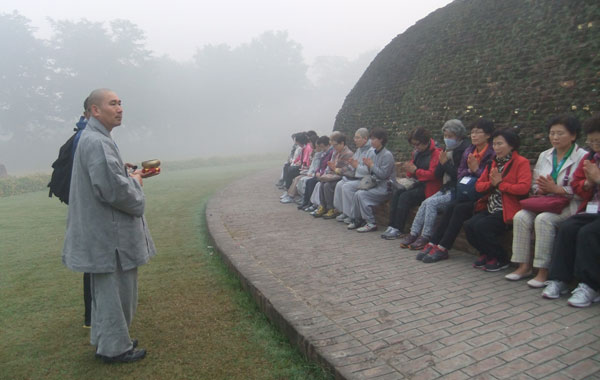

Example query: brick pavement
[206,168,600,380]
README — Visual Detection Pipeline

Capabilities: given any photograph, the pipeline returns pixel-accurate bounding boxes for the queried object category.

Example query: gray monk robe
[62,116,156,357]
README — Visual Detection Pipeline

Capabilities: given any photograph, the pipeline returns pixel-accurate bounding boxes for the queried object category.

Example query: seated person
[401,119,469,250]
[464,127,532,272]
[299,136,334,211]
[282,136,324,204]
[348,127,396,232]
[542,115,600,307]
[312,132,354,217]
[333,128,375,222]
[281,132,311,192]
[276,133,300,188]
[507,115,587,286]
[418,119,495,263]
[381,127,441,240]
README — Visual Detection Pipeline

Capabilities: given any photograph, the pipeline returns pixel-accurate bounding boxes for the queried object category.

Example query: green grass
[0,160,332,380]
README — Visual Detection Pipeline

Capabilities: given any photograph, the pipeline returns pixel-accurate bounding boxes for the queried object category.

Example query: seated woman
[348,127,396,232]
[281,132,311,192]
[507,115,587,286]
[381,127,441,240]
[542,115,600,307]
[463,127,532,271]
[401,120,470,250]
[419,119,495,263]
[299,136,334,211]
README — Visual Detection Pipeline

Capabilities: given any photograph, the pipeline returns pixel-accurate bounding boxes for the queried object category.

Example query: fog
[0,1,453,174]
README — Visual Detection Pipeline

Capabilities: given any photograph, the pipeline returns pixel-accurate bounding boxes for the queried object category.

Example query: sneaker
[336,213,348,222]
[415,243,435,261]
[382,227,401,240]
[357,223,377,232]
[408,236,429,250]
[311,205,326,217]
[298,203,309,210]
[381,226,393,237]
[422,247,449,263]
[305,205,316,212]
[294,197,304,205]
[484,258,509,272]
[542,280,570,299]
[399,234,418,248]
[280,195,294,203]
[323,209,340,219]
[343,217,352,224]
[473,254,487,269]
[347,220,365,230]
[567,283,600,307]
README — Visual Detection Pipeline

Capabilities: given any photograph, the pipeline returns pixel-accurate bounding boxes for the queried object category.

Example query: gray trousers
[90,252,137,357]
[320,180,340,209]
[353,184,391,224]
[334,178,361,216]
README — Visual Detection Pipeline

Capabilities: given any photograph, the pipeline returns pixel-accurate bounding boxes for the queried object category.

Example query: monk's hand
[350,158,359,169]
[130,170,143,186]
[363,157,374,168]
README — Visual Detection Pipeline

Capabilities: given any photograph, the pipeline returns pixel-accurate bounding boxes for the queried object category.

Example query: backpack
[48,121,86,204]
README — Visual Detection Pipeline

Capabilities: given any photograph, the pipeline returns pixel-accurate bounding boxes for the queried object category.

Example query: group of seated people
[275,115,600,308]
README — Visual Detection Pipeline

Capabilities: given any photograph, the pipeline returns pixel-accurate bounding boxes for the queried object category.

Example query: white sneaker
[357,223,377,233]
[280,195,293,203]
[336,213,347,222]
[280,192,288,199]
[381,227,400,239]
[343,217,352,224]
[542,280,569,299]
[567,283,600,308]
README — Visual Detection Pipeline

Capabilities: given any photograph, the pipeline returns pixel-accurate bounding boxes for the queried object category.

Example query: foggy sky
[1,0,453,63]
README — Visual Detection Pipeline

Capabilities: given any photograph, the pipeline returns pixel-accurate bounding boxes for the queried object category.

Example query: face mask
[444,138,458,150]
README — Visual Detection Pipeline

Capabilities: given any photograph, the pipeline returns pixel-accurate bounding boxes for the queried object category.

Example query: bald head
[88,88,123,131]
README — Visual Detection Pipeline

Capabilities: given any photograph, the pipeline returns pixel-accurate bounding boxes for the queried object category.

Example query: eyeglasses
[585,140,600,146]
[549,131,568,137]
[470,130,485,135]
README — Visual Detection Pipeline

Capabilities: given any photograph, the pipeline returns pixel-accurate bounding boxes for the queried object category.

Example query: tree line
[0,11,376,173]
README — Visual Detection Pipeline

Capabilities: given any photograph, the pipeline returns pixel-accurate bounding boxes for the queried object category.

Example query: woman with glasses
[507,115,587,286]
[418,119,496,263]
[542,115,600,307]
[464,127,532,271]
[381,127,441,240]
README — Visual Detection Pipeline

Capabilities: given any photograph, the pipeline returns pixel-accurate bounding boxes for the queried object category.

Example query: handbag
[519,195,570,214]
[318,173,341,182]
[393,177,418,191]
[456,176,480,202]
[357,175,376,190]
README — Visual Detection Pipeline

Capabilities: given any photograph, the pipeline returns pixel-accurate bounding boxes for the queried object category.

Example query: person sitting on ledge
[282,135,327,204]
[418,118,495,263]
[280,132,311,194]
[381,127,441,241]
[507,115,587,286]
[348,127,396,232]
[400,119,469,250]
[312,131,354,218]
[333,127,375,223]
[542,115,600,307]
[464,127,532,272]
[276,133,300,189]
[299,136,334,212]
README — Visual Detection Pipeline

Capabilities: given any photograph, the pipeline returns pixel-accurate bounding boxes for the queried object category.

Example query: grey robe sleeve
[87,139,145,217]
[371,151,395,180]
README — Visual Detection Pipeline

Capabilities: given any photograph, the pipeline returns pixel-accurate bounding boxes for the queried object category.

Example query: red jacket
[407,139,442,197]
[475,151,532,223]
[571,151,597,213]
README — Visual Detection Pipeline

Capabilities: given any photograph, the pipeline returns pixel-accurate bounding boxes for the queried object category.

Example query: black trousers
[430,200,475,249]
[549,213,600,290]
[302,177,318,206]
[83,272,91,326]
[284,166,301,189]
[464,210,508,261]
[388,186,425,231]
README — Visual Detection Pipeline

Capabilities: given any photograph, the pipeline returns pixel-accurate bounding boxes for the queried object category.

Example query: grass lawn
[0,160,332,380]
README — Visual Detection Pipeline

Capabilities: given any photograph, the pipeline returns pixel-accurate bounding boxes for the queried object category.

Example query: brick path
[206,168,600,380]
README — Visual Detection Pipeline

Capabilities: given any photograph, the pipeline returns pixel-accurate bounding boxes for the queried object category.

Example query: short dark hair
[546,114,581,139]
[370,127,388,146]
[306,130,318,138]
[469,118,495,135]
[295,133,309,145]
[316,135,330,145]
[583,115,600,135]
[83,96,91,112]
[331,131,346,145]
[491,127,520,151]
[407,127,430,145]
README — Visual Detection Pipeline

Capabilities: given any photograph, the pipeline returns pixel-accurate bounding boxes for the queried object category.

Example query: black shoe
[297,203,308,210]
[422,248,449,263]
[101,348,146,363]
[484,258,509,272]
[473,254,487,269]
[416,243,435,261]
[96,339,139,359]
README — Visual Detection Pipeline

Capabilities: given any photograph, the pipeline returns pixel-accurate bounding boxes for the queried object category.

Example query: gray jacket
[62,117,156,273]
[371,147,396,187]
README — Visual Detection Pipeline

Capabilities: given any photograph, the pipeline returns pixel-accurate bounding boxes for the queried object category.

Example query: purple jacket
[317,146,334,175]
[457,144,495,179]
